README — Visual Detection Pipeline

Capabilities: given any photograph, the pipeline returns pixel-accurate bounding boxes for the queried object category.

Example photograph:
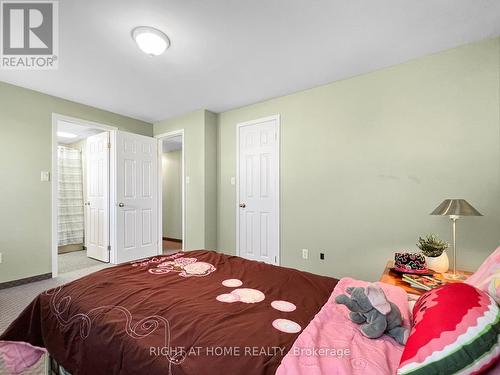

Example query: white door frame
[155,129,186,254]
[51,113,117,277]
[235,114,281,265]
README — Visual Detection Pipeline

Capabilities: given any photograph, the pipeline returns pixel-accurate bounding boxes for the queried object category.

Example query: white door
[116,131,158,263]
[237,116,280,265]
[85,132,110,262]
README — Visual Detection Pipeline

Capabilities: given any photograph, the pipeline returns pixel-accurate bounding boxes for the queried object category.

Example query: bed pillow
[466,246,500,304]
[397,283,499,375]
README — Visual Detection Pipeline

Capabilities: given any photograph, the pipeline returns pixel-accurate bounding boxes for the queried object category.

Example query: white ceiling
[1,0,500,123]
[57,120,104,144]
[162,135,182,152]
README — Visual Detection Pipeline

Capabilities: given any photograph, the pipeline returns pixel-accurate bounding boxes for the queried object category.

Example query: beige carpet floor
[58,250,104,274]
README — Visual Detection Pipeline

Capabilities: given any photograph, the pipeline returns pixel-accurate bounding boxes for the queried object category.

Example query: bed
[0,250,337,374]
[5,249,493,375]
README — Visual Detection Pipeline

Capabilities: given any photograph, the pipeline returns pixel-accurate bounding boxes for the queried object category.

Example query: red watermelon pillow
[397,283,499,375]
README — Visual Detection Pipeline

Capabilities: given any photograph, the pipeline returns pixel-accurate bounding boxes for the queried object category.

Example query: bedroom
[0,1,499,374]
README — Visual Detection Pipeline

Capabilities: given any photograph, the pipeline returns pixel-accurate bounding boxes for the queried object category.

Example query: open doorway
[52,116,115,276]
[158,131,185,255]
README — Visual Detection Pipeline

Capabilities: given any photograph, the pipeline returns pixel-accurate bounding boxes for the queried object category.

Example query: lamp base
[443,272,466,281]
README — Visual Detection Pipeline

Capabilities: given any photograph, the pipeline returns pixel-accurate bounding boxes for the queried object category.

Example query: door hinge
[107,142,111,149]
[107,245,111,251]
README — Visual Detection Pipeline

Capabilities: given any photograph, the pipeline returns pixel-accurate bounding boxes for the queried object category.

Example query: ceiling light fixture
[57,131,78,139]
[132,26,170,56]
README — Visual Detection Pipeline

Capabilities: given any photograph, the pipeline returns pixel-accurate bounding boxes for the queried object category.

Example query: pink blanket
[0,341,46,374]
[465,246,500,303]
[276,277,410,375]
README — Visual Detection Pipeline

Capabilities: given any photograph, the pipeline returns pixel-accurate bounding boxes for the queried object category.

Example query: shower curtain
[58,146,84,246]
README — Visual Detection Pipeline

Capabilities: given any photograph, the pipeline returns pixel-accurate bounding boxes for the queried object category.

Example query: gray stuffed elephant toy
[335,284,409,345]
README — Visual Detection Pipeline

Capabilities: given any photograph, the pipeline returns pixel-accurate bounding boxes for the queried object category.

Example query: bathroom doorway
[53,117,114,275]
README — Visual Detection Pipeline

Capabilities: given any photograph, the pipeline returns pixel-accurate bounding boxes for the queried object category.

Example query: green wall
[162,150,182,240]
[217,37,500,280]
[0,82,152,283]
[154,109,217,250]
[204,111,218,249]
[2,36,499,284]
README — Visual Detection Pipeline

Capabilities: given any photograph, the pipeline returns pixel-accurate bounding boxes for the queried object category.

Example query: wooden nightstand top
[379,261,473,296]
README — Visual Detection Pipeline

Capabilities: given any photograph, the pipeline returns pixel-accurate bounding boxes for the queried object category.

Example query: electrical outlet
[302,249,309,260]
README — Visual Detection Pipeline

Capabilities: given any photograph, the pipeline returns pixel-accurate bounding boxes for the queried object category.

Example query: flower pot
[425,252,449,274]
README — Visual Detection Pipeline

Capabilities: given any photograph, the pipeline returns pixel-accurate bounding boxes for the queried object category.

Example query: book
[402,274,445,290]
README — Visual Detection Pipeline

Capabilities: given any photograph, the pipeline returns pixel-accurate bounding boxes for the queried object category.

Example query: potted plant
[417,234,449,273]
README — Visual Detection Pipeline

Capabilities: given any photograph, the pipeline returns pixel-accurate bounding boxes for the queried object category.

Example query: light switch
[302,249,309,260]
[40,171,50,182]
[230,177,236,185]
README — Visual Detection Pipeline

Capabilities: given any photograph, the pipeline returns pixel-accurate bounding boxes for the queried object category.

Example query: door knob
[118,203,125,207]
[239,203,246,208]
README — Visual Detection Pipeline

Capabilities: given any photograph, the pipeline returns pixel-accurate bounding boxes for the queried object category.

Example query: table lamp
[430,199,482,280]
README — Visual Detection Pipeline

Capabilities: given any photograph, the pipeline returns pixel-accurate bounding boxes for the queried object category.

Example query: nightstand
[379,261,473,296]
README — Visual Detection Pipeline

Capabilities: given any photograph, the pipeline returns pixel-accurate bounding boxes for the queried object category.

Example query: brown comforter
[1,250,337,375]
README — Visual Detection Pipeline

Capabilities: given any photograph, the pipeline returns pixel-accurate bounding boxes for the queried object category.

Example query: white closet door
[115,131,158,263]
[85,132,110,262]
[237,116,280,265]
